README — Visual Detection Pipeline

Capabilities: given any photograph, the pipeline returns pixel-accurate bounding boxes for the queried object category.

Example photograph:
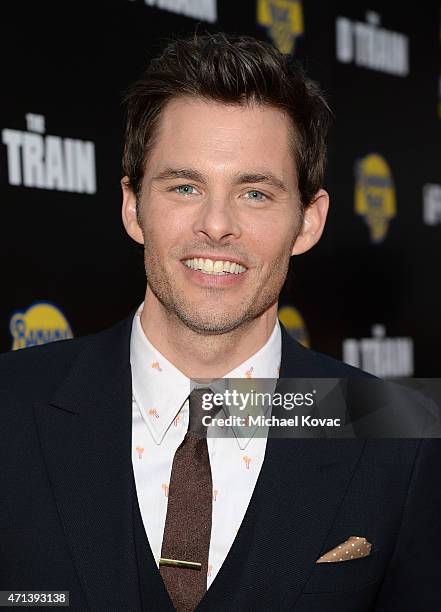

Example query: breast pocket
[303,550,381,594]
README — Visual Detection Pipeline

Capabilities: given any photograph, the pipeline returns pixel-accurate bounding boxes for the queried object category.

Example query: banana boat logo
[10,302,73,350]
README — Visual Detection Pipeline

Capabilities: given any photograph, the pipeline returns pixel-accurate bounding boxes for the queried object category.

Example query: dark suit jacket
[1,311,440,611]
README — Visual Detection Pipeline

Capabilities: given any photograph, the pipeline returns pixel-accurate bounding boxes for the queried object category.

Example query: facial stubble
[142,223,300,336]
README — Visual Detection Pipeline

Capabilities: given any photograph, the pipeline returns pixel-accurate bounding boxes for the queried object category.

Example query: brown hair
[122,31,332,210]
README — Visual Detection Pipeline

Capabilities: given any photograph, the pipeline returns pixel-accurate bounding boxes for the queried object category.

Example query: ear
[121,176,144,245]
[291,189,329,256]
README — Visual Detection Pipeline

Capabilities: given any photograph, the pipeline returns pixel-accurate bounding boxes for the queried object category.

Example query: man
[0,32,440,611]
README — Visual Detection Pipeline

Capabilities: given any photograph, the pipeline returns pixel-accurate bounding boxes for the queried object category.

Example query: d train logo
[278,305,310,348]
[354,153,396,243]
[336,11,409,76]
[257,0,304,54]
[343,325,414,378]
[10,302,73,350]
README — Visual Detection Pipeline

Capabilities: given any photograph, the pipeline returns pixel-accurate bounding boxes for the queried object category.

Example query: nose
[192,196,241,243]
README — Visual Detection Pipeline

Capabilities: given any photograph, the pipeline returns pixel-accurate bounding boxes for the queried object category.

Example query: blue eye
[175,185,196,195]
[246,190,266,201]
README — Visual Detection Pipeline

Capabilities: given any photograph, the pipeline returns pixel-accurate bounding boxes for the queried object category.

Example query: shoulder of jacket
[0,332,96,403]
[307,347,377,378]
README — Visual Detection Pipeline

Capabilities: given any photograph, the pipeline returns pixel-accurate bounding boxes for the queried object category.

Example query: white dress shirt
[131,303,281,587]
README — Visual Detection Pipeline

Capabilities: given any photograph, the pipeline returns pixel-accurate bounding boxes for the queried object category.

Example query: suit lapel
[198,324,365,609]
[33,313,169,610]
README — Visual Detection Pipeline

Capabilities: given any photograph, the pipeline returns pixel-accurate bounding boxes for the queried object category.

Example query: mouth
[180,256,248,287]
[182,257,247,276]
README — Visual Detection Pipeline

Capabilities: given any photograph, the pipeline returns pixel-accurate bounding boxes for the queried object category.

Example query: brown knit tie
[159,388,216,611]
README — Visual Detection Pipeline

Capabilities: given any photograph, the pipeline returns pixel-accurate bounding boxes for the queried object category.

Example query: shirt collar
[130,303,281,447]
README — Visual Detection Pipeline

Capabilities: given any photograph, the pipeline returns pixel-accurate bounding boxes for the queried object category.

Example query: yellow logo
[278,305,310,348]
[354,153,396,243]
[257,0,304,54]
[10,302,73,350]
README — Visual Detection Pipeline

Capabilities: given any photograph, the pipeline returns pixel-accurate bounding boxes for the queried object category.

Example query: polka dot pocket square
[316,536,372,563]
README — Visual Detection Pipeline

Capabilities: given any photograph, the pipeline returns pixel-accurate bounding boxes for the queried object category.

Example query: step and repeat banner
[1,1,440,377]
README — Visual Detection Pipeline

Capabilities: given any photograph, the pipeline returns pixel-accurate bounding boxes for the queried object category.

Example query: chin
[177,312,245,335]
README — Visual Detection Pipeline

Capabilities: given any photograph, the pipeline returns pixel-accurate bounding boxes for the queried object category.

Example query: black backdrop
[1,0,440,377]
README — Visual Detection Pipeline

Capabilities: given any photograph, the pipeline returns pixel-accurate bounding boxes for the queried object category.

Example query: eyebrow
[151,167,289,194]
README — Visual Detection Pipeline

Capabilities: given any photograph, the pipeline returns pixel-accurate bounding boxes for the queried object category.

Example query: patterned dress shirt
[131,303,281,587]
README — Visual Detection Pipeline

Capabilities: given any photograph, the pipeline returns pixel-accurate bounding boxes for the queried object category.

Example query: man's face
[134,97,303,335]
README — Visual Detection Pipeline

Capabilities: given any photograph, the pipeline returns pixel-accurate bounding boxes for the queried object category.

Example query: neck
[140,287,278,379]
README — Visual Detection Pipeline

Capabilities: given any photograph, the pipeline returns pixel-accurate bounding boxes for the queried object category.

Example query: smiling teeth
[184,258,247,275]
